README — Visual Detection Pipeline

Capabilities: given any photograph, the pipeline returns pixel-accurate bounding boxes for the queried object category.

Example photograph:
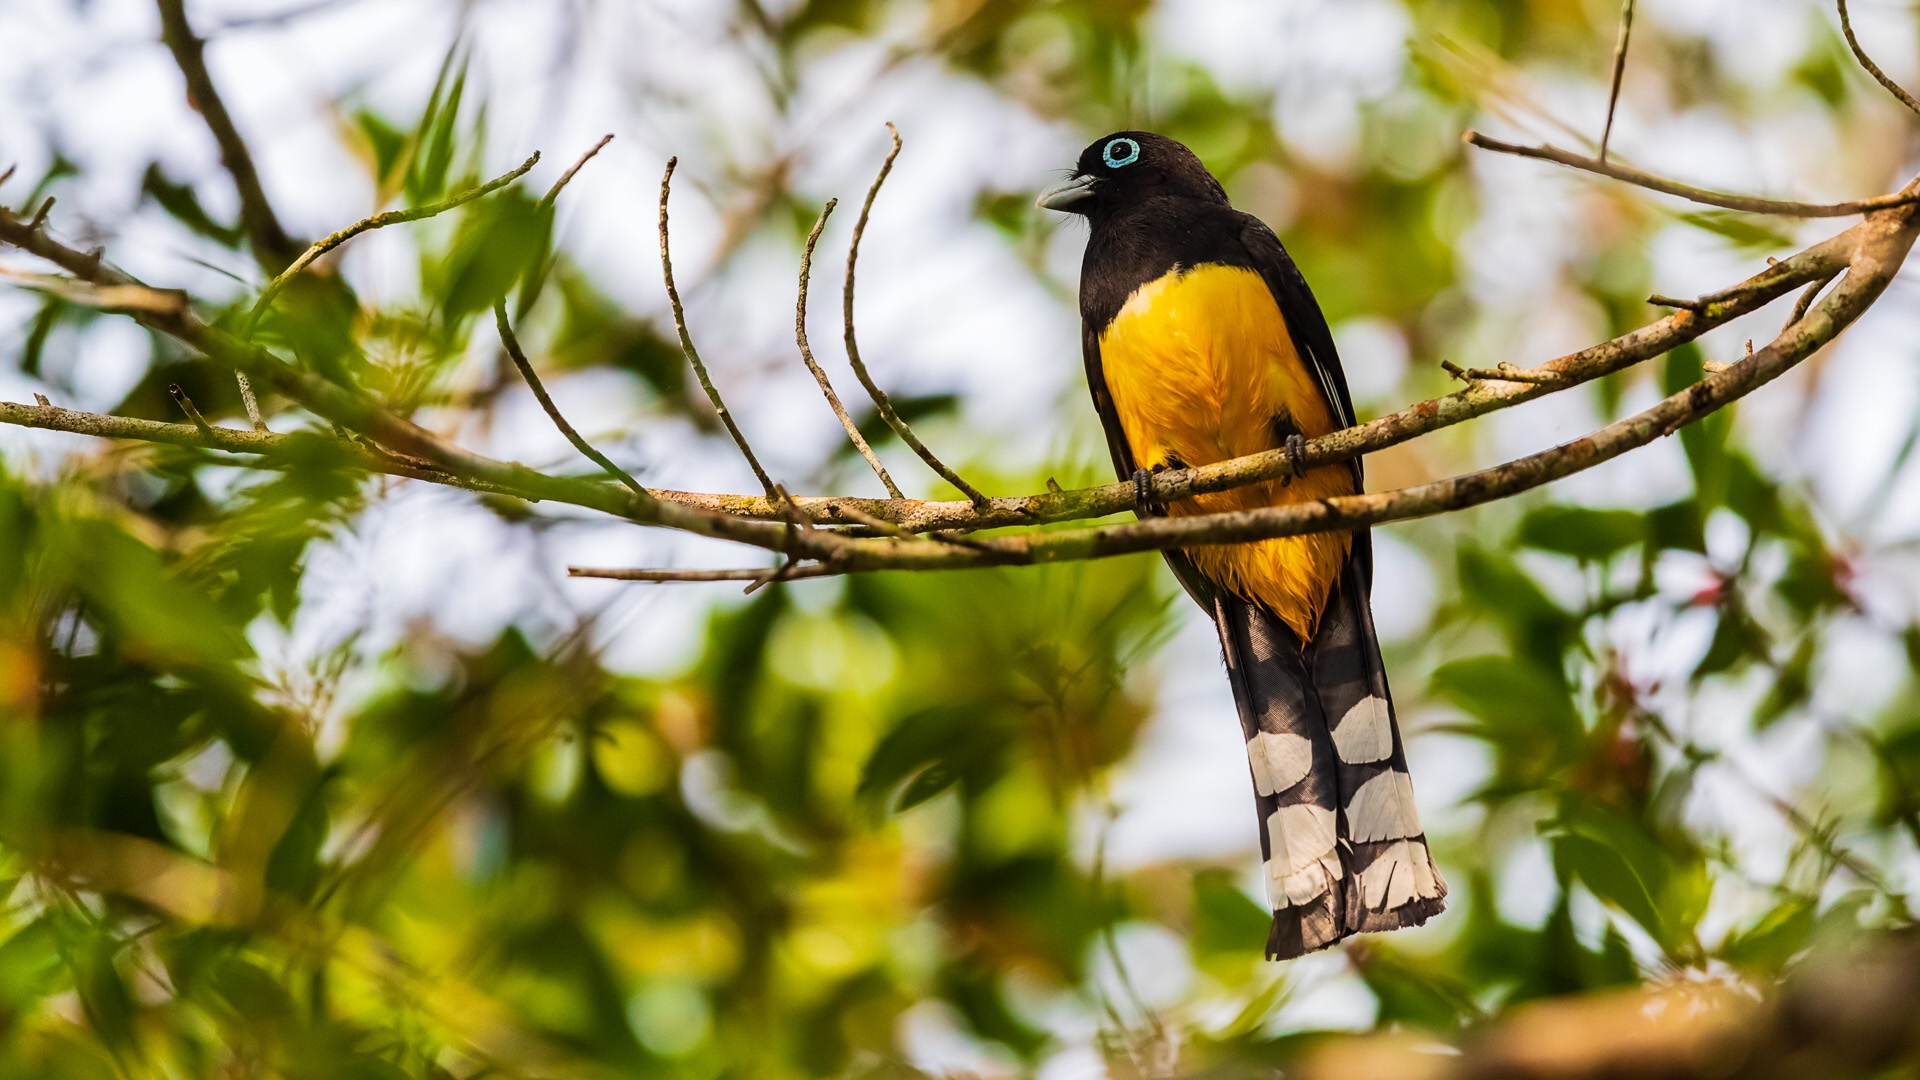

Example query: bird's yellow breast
[1098,263,1354,641]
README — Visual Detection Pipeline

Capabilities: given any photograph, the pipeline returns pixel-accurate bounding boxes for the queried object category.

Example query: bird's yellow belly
[1097,263,1354,641]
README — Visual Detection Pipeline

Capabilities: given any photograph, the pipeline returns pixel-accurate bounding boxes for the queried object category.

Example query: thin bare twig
[843,124,990,506]
[1787,270,1840,331]
[494,300,650,500]
[0,267,189,316]
[245,153,539,337]
[747,482,824,593]
[1599,0,1636,162]
[154,0,301,271]
[1838,0,1920,117]
[1647,293,1704,311]
[1467,132,1920,217]
[568,565,834,583]
[167,384,215,439]
[659,156,779,499]
[235,371,265,432]
[1441,360,1569,385]
[832,502,920,539]
[28,197,53,231]
[540,134,613,209]
[796,199,903,498]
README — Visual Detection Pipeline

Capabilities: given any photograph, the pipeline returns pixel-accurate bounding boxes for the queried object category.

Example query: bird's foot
[1132,467,1160,513]
[1281,433,1307,487]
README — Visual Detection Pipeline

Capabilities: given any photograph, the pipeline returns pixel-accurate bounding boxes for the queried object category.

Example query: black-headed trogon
[1039,132,1445,960]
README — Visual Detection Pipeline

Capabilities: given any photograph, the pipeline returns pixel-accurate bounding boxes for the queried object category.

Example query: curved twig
[1786,269,1841,332]
[540,134,613,208]
[1838,0,1920,117]
[843,123,990,506]
[658,157,779,499]
[568,565,834,583]
[244,153,539,337]
[494,300,650,500]
[1599,0,1636,162]
[796,199,902,497]
[1468,132,1920,217]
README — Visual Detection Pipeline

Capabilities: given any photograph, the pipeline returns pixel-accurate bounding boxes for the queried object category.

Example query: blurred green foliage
[3,0,1919,1076]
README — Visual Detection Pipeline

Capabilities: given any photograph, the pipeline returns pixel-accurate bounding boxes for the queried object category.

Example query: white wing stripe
[1248,731,1314,796]
[1331,695,1392,764]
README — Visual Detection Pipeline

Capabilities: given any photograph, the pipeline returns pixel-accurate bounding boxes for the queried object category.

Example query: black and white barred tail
[1212,538,1446,960]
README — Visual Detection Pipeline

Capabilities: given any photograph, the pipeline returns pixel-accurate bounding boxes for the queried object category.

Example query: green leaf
[48,517,248,668]
[1697,601,1769,679]
[67,934,138,1055]
[1645,499,1707,555]
[140,163,243,248]
[1356,950,1483,1032]
[265,780,331,900]
[1674,211,1795,253]
[1455,543,1579,672]
[1720,897,1815,973]
[1663,343,1733,510]
[0,919,64,1009]
[1724,452,1789,539]
[353,108,409,188]
[1516,505,1646,563]
[1189,869,1271,958]
[440,188,550,319]
[1753,635,1816,728]
[21,151,78,211]
[406,47,471,206]
[1549,799,1705,955]
[830,394,961,465]
[1553,832,1664,942]
[1430,655,1581,744]
[858,704,1013,812]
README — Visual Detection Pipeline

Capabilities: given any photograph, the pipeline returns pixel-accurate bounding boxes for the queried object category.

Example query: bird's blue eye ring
[1102,137,1141,169]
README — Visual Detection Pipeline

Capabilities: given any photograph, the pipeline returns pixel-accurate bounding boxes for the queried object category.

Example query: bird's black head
[1036,131,1229,222]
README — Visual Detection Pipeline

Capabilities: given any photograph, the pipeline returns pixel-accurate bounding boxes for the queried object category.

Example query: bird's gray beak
[1036,174,1096,212]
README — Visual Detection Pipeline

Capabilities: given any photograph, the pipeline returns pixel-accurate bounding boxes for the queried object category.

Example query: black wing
[1082,323,1139,485]
[1082,323,1219,610]
[1236,215,1361,490]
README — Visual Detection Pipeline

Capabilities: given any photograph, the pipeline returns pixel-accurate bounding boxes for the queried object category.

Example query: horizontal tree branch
[567,565,834,583]
[0,397,529,496]
[603,222,1860,534]
[1,160,1913,584]
[762,192,1916,574]
[1467,131,1920,217]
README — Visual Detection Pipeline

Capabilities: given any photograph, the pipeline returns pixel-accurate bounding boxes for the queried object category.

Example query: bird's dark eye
[1102,137,1141,169]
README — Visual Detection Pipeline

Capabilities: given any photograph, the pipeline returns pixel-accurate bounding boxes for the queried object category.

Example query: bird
[1038,132,1445,960]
